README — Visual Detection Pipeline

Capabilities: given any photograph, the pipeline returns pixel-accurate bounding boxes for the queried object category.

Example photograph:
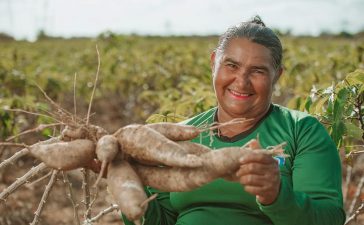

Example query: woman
[123,16,345,225]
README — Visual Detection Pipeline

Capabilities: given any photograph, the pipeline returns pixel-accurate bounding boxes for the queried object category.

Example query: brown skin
[107,157,147,223]
[132,146,248,192]
[30,139,96,170]
[146,122,200,141]
[114,124,202,168]
[128,141,211,167]
[94,134,119,186]
[61,126,87,140]
[133,163,211,192]
[133,143,285,192]
[211,38,283,205]
[177,141,211,155]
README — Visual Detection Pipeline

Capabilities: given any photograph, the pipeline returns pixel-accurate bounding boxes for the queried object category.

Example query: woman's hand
[236,152,281,205]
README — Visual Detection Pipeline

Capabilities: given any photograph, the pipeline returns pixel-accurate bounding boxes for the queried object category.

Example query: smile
[228,89,253,99]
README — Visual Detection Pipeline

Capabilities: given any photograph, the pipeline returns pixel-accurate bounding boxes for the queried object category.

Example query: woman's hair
[216,15,283,70]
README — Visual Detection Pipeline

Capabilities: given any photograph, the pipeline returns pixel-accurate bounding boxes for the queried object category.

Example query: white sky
[0,0,363,41]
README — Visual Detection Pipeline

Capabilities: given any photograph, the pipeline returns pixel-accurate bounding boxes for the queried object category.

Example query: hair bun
[250,15,266,27]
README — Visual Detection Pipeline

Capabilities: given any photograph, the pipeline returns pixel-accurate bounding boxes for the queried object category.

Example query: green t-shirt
[123,104,345,225]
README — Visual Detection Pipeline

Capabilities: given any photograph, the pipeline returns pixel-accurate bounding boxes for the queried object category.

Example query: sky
[0,0,363,41]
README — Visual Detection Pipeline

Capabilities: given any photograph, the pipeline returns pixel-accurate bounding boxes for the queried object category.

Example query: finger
[244,181,279,194]
[248,139,261,149]
[239,152,277,164]
[243,185,266,196]
[236,163,275,176]
[238,174,267,187]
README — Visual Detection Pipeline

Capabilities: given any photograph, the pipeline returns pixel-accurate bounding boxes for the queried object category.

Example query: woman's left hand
[236,152,281,205]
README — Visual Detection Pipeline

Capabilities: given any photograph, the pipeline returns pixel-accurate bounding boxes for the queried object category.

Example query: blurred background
[1,1,364,225]
[0,0,363,41]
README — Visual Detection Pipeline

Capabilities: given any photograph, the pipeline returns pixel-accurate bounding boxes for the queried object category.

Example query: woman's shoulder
[270,104,326,139]
[271,104,318,124]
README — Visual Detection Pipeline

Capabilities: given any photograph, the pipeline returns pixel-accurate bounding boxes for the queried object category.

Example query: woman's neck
[216,105,271,138]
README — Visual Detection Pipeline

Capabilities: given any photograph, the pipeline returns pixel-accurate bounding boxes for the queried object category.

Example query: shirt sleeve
[122,187,178,225]
[257,116,345,225]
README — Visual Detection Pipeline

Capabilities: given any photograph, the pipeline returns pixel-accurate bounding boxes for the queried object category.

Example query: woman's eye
[253,69,264,74]
[226,63,238,69]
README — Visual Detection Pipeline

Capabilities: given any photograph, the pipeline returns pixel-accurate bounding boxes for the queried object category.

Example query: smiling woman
[211,38,281,135]
[122,15,345,225]
[210,17,283,137]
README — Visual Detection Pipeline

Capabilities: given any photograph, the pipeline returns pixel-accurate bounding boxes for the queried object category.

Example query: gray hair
[215,15,283,70]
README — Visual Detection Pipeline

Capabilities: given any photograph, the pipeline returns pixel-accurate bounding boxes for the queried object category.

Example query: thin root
[6,123,63,141]
[5,108,61,122]
[140,193,158,208]
[266,142,290,158]
[198,118,254,133]
[33,82,74,119]
[86,44,101,126]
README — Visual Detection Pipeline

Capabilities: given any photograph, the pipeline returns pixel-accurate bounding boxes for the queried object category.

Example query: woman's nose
[235,71,252,88]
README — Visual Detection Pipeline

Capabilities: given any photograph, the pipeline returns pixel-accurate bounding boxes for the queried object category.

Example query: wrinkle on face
[211,38,281,125]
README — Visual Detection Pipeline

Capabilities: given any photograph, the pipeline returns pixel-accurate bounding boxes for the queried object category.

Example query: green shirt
[123,104,345,225]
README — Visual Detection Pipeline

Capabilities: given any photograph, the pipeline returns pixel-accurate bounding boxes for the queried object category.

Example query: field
[0,33,364,224]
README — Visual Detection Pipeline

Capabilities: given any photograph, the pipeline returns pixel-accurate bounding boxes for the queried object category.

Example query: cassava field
[0,33,364,224]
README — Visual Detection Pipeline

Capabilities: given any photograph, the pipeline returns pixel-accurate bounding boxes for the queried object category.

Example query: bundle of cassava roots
[11,122,288,224]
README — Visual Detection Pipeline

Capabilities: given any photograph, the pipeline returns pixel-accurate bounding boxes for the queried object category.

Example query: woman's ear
[274,67,283,83]
[210,51,216,74]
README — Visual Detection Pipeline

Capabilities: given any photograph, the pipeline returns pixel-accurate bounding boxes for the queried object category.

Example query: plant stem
[62,172,81,225]
[30,170,59,225]
[87,204,119,223]
[82,168,91,220]
[346,201,364,224]
[348,175,364,215]
[0,163,47,201]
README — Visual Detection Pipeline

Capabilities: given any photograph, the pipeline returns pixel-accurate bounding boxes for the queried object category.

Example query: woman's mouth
[228,89,253,100]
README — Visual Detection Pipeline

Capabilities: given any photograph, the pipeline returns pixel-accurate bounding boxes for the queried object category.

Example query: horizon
[0,0,363,41]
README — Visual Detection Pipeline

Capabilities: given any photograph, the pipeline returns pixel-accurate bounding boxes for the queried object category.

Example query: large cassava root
[0,136,61,170]
[146,122,200,141]
[133,143,287,192]
[29,139,96,170]
[114,124,203,168]
[1,121,288,224]
[106,156,148,225]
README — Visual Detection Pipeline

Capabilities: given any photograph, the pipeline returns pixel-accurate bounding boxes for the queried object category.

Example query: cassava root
[1,121,289,224]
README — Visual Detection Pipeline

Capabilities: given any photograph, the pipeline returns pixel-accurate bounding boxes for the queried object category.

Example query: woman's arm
[257,117,345,225]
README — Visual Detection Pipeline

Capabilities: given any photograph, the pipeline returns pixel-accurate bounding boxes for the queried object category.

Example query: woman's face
[211,38,282,120]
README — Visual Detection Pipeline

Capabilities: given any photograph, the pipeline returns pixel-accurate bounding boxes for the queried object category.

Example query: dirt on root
[0,96,133,225]
[0,156,124,225]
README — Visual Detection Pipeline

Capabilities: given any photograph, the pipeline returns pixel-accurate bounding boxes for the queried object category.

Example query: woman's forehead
[222,38,274,65]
